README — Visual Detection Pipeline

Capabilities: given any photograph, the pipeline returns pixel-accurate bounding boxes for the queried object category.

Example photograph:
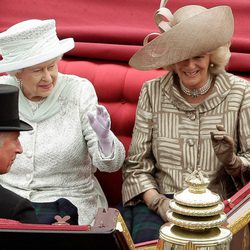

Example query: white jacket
[0,73,125,224]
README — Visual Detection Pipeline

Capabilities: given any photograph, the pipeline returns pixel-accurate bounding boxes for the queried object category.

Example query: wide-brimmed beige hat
[129,4,234,70]
[0,19,75,73]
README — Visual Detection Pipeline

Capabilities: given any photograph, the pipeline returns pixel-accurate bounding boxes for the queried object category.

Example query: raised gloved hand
[87,105,114,156]
[210,125,242,177]
[147,193,169,222]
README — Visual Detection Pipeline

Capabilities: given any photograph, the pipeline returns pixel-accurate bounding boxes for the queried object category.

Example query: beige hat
[129,4,234,70]
[0,19,75,73]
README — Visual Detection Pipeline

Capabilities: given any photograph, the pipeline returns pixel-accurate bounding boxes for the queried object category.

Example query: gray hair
[6,55,63,76]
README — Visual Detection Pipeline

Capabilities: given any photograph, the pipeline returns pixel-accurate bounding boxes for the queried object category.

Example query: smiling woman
[0,19,125,226]
[14,58,60,101]
[120,1,250,244]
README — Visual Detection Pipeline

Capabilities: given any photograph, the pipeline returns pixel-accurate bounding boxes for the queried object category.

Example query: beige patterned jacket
[122,72,250,206]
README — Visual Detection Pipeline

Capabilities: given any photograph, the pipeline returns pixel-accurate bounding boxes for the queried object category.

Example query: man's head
[0,132,22,174]
[0,84,32,174]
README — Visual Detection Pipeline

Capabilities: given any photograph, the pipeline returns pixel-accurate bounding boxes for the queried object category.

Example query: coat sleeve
[122,81,159,206]
[79,78,125,173]
[237,79,250,184]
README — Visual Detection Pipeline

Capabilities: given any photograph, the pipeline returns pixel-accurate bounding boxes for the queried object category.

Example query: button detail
[187,139,194,146]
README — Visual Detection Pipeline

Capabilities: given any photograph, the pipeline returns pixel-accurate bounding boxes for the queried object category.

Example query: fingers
[210,126,234,146]
[211,125,226,141]
[88,105,111,131]
[222,134,234,144]
[216,124,225,131]
[210,131,226,141]
[87,112,95,125]
[97,105,110,121]
[96,105,111,129]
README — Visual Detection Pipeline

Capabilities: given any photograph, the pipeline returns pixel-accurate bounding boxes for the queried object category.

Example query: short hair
[6,55,63,76]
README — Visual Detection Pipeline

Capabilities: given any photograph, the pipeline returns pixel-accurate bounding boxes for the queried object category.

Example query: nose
[16,139,23,154]
[185,59,196,68]
[42,69,52,81]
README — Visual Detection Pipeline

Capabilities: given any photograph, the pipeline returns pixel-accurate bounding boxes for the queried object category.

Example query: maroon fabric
[0,218,90,231]
[223,181,250,214]
[0,0,250,74]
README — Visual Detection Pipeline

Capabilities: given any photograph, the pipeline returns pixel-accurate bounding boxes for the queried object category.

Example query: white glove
[87,105,114,156]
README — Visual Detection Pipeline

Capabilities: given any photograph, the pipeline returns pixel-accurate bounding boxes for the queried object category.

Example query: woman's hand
[143,190,169,222]
[210,125,242,176]
[87,105,114,156]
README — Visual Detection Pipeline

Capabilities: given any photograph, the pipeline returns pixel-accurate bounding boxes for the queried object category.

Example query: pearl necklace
[180,75,212,98]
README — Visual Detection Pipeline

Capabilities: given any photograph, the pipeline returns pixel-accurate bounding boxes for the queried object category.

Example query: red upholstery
[58,59,165,206]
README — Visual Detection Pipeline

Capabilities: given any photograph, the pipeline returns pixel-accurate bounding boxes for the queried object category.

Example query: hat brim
[129,6,234,70]
[0,120,33,131]
[0,38,74,73]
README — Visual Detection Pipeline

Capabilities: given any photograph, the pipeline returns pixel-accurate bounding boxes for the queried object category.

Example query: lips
[39,83,52,90]
[184,71,199,77]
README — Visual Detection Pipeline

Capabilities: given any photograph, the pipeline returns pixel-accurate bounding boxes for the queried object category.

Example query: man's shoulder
[0,185,25,202]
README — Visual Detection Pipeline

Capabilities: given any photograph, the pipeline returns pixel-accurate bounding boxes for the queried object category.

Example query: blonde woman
[120,2,250,243]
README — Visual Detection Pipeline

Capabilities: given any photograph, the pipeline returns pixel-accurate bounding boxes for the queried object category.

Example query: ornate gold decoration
[169,200,224,216]
[159,169,232,249]
[226,209,250,235]
[116,212,135,250]
[168,169,227,231]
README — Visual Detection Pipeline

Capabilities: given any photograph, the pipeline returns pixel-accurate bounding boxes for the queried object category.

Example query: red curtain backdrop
[0,0,249,75]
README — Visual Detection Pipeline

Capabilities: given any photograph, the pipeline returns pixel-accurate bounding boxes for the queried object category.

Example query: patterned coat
[122,72,250,205]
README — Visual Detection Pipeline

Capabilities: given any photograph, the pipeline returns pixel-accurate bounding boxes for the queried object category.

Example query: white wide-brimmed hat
[0,19,75,73]
[129,4,234,70]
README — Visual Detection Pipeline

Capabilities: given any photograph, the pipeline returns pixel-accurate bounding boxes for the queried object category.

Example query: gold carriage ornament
[157,169,232,250]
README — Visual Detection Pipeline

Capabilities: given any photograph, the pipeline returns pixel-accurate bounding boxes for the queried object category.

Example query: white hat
[0,19,75,73]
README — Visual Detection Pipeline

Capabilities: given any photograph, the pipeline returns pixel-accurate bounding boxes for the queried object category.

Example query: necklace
[180,75,212,98]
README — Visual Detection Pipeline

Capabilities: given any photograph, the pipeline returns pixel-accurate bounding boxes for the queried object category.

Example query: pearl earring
[210,63,214,68]
[15,77,23,90]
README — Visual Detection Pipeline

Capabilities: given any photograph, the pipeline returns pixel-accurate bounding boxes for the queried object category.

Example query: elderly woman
[120,1,250,243]
[0,19,125,225]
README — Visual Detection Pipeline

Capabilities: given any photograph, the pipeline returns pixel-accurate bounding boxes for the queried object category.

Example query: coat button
[189,113,196,120]
[187,139,194,146]
[26,151,33,158]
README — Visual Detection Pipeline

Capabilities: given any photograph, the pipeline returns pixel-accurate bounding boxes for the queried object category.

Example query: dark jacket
[0,185,38,223]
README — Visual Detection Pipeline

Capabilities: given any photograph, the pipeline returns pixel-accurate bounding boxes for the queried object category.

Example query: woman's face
[16,58,59,101]
[173,53,210,89]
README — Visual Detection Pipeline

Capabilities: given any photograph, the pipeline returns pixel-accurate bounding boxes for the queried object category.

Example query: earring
[15,77,23,90]
[210,63,214,68]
